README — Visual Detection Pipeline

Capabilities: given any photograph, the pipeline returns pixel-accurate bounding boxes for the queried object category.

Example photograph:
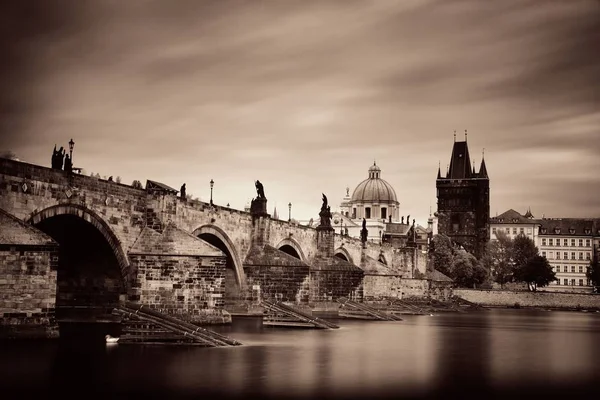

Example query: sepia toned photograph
[1,1,599,399]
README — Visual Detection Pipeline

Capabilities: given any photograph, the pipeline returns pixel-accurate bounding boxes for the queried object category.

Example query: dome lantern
[351,163,398,204]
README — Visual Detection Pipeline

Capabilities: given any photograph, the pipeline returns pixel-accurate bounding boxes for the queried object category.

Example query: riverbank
[454,288,600,312]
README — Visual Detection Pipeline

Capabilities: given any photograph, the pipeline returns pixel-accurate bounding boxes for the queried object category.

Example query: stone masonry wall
[363,275,453,301]
[455,289,600,310]
[244,265,310,303]
[128,254,230,324]
[0,246,59,338]
[309,270,364,303]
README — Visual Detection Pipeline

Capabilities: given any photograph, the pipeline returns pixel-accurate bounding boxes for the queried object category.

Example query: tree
[0,150,19,160]
[513,255,556,291]
[451,251,488,288]
[512,235,545,291]
[430,234,455,278]
[131,180,143,189]
[483,230,514,288]
[586,253,600,289]
[513,234,538,271]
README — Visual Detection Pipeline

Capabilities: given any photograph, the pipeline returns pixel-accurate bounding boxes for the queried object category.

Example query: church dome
[351,162,398,203]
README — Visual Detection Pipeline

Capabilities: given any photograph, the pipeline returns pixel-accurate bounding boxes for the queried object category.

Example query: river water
[1,309,599,399]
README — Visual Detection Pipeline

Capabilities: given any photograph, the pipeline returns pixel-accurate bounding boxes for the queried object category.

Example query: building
[538,218,595,293]
[490,210,599,293]
[489,208,539,243]
[436,133,490,259]
[299,162,432,246]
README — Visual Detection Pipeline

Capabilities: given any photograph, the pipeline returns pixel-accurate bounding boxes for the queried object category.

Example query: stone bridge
[0,158,440,334]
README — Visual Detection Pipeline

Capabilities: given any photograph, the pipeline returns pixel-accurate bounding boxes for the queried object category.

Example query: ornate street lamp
[68,138,75,164]
[288,202,292,222]
[210,179,214,206]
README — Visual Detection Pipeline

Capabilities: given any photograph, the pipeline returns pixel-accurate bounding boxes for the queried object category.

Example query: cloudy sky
[1,0,599,224]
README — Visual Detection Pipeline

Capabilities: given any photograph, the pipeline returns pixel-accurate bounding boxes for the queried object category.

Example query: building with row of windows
[490,209,600,293]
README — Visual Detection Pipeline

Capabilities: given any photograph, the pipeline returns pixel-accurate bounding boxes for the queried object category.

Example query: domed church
[336,162,409,243]
[340,162,400,222]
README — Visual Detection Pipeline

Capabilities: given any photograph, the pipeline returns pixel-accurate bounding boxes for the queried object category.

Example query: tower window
[365,207,371,219]
[352,208,356,219]
[381,208,387,220]
[451,215,460,232]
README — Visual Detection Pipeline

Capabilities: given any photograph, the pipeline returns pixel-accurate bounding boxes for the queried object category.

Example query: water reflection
[1,311,599,399]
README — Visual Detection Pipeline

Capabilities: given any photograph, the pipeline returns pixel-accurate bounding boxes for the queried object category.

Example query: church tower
[436,131,489,259]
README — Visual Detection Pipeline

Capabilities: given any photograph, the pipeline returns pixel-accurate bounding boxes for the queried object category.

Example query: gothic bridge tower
[435,131,489,259]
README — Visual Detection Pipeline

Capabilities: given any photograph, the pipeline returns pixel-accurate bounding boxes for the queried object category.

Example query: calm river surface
[1,309,599,399]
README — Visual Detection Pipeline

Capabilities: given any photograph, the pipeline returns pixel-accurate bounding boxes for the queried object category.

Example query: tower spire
[453,130,456,142]
[465,129,468,141]
[437,160,441,179]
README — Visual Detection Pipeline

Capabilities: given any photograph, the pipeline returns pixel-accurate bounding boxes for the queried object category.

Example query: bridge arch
[276,237,307,262]
[28,204,129,325]
[28,204,129,282]
[192,224,245,290]
[334,247,353,264]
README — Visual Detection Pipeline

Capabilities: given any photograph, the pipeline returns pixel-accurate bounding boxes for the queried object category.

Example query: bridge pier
[127,222,232,325]
[0,209,59,339]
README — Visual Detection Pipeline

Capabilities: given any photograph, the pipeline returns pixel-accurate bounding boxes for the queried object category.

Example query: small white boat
[105,334,120,344]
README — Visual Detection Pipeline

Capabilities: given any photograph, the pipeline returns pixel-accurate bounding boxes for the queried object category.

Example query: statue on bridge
[255,180,265,199]
[318,193,332,228]
[360,218,368,244]
[180,183,186,200]
[51,145,65,170]
[250,180,268,216]
[63,154,72,173]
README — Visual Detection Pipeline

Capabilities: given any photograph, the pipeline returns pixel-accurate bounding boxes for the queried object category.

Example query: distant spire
[453,130,456,142]
[472,159,476,175]
[479,156,489,179]
[273,205,279,220]
[437,161,441,179]
[465,129,468,141]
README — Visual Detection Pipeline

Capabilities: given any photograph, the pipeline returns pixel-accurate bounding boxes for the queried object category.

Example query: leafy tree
[0,150,18,160]
[430,234,455,278]
[484,230,514,288]
[513,255,556,291]
[586,253,600,288]
[513,234,538,271]
[451,251,488,288]
[131,180,143,189]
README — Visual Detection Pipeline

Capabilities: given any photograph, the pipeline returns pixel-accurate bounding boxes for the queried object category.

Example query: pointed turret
[273,206,279,220]
[437,161,441,179]
[479,157,488,179]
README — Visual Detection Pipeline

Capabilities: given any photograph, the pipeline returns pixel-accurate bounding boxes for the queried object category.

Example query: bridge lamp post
[68,138,74,164]
[288,202,292,222]
[210,179,214,206]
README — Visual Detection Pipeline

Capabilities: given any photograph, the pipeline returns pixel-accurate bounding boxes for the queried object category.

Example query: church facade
[436,133,490,259]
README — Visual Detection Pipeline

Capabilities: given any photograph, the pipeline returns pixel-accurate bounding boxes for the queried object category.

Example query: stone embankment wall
[363,276,453,302]
[455,289,600,309]
[0,247,59,338]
